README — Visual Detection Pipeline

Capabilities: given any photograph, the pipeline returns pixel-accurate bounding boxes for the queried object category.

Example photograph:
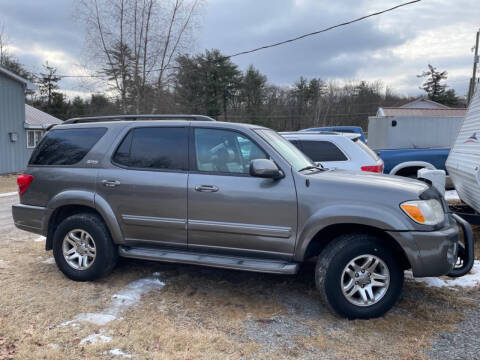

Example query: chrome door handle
[194,185,219,192]
[102,180,121,188]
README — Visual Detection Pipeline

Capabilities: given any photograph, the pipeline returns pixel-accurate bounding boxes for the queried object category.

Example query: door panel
[188,173,297,257]
[187,127,297,259]
[96,126,188,248]
[98,168,188,247]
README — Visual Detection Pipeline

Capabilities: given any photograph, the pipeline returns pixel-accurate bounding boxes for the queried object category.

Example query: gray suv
[12,115,474,319]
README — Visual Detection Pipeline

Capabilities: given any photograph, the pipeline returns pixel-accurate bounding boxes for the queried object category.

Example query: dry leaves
[0,338,16,360]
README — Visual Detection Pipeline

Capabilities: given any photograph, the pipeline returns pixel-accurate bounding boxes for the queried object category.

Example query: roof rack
[280,131,341,135]
[62,114,216,125]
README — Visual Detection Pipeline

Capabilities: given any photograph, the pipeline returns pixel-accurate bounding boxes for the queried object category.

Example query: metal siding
[446,86,480,212]
[367,116,390,149]
[0,73,29,174]
[368,116,462,150]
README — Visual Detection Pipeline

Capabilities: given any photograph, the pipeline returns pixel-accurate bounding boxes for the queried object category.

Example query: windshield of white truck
[255,129,315,172]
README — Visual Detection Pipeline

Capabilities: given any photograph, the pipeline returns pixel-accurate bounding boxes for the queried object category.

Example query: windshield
[255,129,314,171]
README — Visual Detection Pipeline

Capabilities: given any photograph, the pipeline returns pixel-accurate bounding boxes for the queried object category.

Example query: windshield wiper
[299,165,323,172]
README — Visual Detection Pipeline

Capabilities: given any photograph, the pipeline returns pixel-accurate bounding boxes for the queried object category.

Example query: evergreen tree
[240,65,267,123]
[69,96,87,118]
[37,62,61,106]
[175,49,241,119]
[417,64,460,106]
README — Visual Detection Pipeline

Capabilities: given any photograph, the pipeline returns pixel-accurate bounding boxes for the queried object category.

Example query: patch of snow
[34,236,45,242]
[41,257,55,265]
[445,190,460,201]
[0,259,4,264]
[61,276,165,327]
[408,260,480,289]
[47,344,59,350]
[61,313,117,327]
[0,192,17,198]
[80,332,112,345]
[109,349,132,358]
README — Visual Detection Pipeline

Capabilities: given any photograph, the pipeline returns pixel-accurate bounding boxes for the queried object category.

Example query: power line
[49,0,422,79]
[56,75,107,78]
[227,0,421,58]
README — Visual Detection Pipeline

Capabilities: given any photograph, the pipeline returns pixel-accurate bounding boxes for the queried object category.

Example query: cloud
[0,0,478,98]
[200,0,479,96]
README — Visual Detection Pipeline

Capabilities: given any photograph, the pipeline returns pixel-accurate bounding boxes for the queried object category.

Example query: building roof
[399,98,451,109]
[378,107,467,117]
[0,65,36,90]
[377,98,467,117]
[25,104,62,129]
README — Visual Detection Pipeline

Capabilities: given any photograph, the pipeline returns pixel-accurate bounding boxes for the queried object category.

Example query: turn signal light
[17,174,34,195]
[400,204,425,223]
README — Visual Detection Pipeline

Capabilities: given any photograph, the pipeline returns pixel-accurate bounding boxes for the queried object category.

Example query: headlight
[400,199,445,225]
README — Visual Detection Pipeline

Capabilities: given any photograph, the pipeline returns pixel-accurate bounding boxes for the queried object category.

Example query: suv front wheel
[315,233,404,319]
[52,213,118,281]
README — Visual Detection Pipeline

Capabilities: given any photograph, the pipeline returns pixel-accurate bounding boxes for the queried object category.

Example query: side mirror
[250,159,283,179]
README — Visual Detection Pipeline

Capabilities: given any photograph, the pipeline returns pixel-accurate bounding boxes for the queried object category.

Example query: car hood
[327,169,428,193]
[303,168,430,201]
[293,169,439,233]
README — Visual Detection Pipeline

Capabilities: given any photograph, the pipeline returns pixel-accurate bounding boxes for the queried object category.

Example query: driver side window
[193,128,267,174]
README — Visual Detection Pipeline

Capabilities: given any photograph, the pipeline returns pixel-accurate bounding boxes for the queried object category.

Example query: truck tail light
[17,174,34,195]
[361,164,384,173]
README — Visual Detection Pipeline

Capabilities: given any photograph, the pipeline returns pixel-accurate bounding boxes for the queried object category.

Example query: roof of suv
[63,114,216,125]
[280,131,361,140]
[50,117,270,132]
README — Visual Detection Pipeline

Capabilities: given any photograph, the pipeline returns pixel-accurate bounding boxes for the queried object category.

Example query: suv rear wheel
[315,233,403,319]
[52,213,118,281]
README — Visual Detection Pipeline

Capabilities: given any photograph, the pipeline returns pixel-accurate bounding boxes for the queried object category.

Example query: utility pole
[467,29,479,104]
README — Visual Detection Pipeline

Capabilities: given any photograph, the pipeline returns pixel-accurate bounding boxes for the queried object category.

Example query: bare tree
[156,0,201,89]
[0,22,8,66]
[77,0,204,113]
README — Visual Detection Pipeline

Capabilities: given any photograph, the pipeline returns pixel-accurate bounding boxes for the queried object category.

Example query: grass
[0,182,478,358]
[0,231,479,360]
[0,174,18,193]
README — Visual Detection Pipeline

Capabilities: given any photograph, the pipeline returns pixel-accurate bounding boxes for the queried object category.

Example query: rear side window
[29,128,107,165]
[288,140,303,149]
[113,127,187,170]
[355,140,380,161]
[297,140,348,162]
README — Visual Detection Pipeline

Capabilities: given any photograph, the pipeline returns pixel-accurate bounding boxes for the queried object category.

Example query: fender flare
[94,193,124,244]
[43,190,95,231]
[293,204,414,261]
[389,161,436,176]
[43,190,124,246]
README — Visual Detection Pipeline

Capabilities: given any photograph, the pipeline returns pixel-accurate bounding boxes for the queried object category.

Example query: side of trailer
[446,86,480,214]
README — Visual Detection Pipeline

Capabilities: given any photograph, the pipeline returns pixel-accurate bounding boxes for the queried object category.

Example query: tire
[315,233,404,319]
[52,213,118,281]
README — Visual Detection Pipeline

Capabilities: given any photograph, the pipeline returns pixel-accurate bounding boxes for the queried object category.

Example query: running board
[118,246,299,274]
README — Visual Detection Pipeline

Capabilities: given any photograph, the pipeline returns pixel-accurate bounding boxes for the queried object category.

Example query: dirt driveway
[1,194,479,360]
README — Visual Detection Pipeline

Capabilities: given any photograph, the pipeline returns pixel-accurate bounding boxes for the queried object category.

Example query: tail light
[361,164,384,173]
[17,174,34,195]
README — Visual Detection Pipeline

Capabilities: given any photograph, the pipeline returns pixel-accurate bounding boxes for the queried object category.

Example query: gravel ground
[427,292,480,359]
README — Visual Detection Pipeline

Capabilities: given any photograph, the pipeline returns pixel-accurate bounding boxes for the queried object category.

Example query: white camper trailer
[446,86,480,215]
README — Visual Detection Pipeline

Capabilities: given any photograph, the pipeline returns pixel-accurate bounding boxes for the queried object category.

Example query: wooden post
[467,30,479,104]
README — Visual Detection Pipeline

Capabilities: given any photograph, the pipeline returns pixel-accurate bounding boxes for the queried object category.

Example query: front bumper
[12,203,47,236]
[388,214,470,277]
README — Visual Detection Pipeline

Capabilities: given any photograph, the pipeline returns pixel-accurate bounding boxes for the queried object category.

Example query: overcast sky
[0,0,478,98]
